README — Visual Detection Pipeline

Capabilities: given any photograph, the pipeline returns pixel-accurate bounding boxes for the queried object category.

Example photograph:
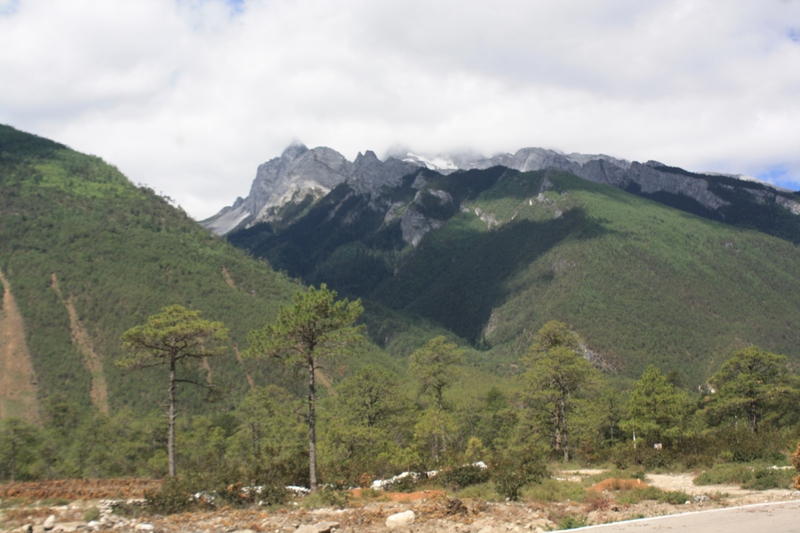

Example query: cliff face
[201,144,799,236]
[200,145,420,235]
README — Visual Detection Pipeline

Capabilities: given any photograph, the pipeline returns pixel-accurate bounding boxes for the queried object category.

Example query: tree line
[2,285,800,498]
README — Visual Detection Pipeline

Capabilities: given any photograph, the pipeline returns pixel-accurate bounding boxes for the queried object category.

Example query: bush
[741,468,794,490]
[301,486,351,509]
[143,474,289,514]
[615,486,690,505]
[524,479,585,503]
[455,483,502,501]
[246,483,289,507]
[437,464,491,490]
[711,428,786,463]
[492,447,548,501]
[144,477,198,514]
[611,442,677,471]
[83,507,100,522]
[658,490,692,505]
[792,441,800,472]
[557,514,589,530]
[694,464,753,486]
[583,491,612,512]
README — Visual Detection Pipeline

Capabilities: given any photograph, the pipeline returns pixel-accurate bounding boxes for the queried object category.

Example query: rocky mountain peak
[281,142,309,161]
[200,143,799,237]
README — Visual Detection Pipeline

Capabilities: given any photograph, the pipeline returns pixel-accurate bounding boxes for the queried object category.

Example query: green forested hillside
[0,125,302,416]
[4,126,800,490]
[393,171,800,383]
[231,168,800,386]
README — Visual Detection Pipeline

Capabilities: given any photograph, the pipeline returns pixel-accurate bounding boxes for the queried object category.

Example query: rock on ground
[385,510,415,529]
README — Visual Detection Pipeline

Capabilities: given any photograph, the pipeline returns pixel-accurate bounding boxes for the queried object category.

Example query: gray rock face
[459,149,735,212]
[201,144,420,235]
[201,143,798,236]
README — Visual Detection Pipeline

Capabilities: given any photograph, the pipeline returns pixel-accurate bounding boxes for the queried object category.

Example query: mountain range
[2,123,800,425]
[201,144,800,244]
[211,143,800,386]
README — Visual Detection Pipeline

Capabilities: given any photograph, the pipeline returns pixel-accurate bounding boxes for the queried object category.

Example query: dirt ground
[1,473,798,533]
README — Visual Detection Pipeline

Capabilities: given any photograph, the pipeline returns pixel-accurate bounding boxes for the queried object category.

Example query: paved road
[577,500,800,532]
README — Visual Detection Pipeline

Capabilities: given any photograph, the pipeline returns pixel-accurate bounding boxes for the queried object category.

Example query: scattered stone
[43,515,56,531]
[386,510,415,529]
[134,524,154,531]
[52,522,86,533]
[18,525,33,533]
[295,522,339,533]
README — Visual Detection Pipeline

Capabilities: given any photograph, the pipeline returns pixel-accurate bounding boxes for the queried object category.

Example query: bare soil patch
[0,268,40,422]
[51,273,109,414]
[588,478,648,492]
[0,479,161,500]
[349,488,447,502]
[2,474,798,533]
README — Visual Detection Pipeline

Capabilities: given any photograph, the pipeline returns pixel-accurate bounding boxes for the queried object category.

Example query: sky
[1,0,799,220]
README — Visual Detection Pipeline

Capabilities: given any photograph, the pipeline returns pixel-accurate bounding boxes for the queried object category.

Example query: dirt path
[646,472,798,505]
[233,345,255,390]
[0,268,40,422]
[221,266,236,288]
[51,273,109,414]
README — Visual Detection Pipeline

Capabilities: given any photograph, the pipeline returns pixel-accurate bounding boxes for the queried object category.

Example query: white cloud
[1,0,799,219]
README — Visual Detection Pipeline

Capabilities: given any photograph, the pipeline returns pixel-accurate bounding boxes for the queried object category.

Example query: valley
[2,125,800,526]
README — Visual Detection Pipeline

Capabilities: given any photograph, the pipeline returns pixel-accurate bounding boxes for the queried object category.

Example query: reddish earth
[0,478,161,500]
[349,488,447,502]
[588,478,649,492]
[0,268,40,422]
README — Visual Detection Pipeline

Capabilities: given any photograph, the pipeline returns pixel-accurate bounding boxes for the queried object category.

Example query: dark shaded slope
[633,164,800,245]
[230,164,800,386]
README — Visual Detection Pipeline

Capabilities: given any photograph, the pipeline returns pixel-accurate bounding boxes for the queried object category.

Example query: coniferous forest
[2,124,800,515]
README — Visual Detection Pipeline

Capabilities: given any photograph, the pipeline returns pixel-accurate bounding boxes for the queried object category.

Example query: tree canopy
[620,365,689,447]
[245,284,363,491]
[521,321,597,462]
[119,304,228,476]
[409,336,465,410]
[705,346,797,433]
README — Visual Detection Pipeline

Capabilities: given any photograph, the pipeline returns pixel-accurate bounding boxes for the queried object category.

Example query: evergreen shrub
[437,464,491,490]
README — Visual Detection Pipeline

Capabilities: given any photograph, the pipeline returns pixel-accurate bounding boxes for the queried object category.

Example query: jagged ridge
[201,145,800,240]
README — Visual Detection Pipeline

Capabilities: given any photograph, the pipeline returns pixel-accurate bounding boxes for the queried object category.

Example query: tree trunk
[9,439,15,482]
[554,406,562,454]
[168,355,176,477]
[560,397,569,462]
[308,360,317,492]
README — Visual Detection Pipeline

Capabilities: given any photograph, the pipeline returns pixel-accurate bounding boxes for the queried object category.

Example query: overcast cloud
[1,0,799,219]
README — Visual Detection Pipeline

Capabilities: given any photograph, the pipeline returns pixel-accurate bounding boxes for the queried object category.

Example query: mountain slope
[229,166,800,386]
[207,144,800,246]
[0,125,302,419]
[201,144,421,235]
